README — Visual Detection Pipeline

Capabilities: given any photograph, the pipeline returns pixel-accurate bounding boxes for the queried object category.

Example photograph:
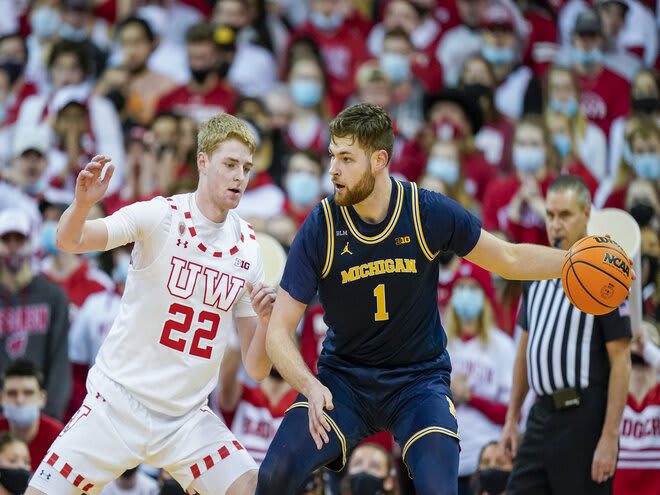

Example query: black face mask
[632,97,660,115]
[478,468,510,495]
[349,472,386,495]
[437,250,455,266]
[0,467,31,495]
[631,352,647,366]
[0,60,24,86]
[160,478,186,495]
[217,60,231,79]
[190,67,213,84]
[105,88,126,112]
[630,200,656,227]
[464,83,493,111]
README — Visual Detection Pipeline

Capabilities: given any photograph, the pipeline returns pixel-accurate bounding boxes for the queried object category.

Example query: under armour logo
[176,239,188,248]
[39,470,51,480]
[95,392,106,402]
[341,242,352,256]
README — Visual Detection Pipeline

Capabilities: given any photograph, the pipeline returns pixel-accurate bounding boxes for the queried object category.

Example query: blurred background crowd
[0,0,660,494]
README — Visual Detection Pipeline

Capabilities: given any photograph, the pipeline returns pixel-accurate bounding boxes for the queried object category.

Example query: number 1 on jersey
[373,284,389,321]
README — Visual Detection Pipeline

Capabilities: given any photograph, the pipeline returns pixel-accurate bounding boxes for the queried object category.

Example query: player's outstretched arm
[465,229,566,281]
[55,155,114,253]
[266,288,335,450]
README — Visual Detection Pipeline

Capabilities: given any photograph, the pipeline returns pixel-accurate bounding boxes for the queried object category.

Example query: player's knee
[257,455,291,492]
[406,434,459,495]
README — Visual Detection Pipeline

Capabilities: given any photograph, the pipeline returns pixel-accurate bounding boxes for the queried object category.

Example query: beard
[334,166,376,206]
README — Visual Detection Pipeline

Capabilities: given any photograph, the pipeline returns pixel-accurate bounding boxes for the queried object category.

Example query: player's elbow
[245,362,271,383]
[55,230,76,253]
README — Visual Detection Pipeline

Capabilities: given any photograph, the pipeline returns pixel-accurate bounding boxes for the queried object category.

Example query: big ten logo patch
[395,236,411,246]
[234,258,250,270]
[60,406,91,437]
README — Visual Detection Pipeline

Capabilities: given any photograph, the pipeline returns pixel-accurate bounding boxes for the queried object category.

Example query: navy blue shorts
[286,352,460,474]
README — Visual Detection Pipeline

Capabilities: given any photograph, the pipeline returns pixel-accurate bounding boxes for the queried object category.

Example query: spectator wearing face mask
[268,151,324,248]
[546,65,608,182]
[367,0,444,94]
[608,69,660,195]
[0,209,70,420]
[66,246,129,423]
[479,3,544,120]
[341,442,398,495]
[392,88,495,203]
[598,0,656,68]
[0,432,31,495]
[0,33,37,129]
[286,0,369,114]
[613,320,660,495]
[436,0,489,87]
[636,226,660,319]
[156,23,237,124]
[545,110,599,198]
[0,360,64,472]
[284,54,330,156]
[94,17,177,127]
[459,54,515,175]
[445,271,514,495]
[419,139,479,213]
[604,121,660,209]
[472,440,513,495]
[376,28,426,141]
[482,116,557,245]
[567,9,631,136]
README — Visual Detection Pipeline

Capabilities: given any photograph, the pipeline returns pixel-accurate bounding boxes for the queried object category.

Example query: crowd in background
[0,0,660,494]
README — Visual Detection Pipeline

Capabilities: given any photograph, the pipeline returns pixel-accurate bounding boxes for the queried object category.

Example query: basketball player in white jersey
[26,114,275,495]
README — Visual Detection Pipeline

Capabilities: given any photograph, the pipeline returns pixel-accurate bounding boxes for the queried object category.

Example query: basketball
[561,235,632,315]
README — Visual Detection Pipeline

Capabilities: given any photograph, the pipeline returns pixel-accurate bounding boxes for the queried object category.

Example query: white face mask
[3,403,39,429]
[512,145,545,173]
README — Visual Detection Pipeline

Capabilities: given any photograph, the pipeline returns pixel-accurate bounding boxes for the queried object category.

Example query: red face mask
[433,118,464,141]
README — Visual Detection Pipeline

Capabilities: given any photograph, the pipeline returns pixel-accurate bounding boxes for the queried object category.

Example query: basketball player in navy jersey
[256,103,567,495]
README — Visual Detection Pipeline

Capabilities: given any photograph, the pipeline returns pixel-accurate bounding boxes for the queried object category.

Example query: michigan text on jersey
[340,258,417,284]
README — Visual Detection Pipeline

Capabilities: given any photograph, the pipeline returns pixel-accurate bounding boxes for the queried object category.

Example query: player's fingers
[312,405,330,445]
[323,389,334,411]
[591,459,600,482]
[101,164,115,185]
[308,413,322,450]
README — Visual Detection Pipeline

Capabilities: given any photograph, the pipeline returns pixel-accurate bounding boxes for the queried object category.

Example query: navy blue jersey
[281,178,482,368]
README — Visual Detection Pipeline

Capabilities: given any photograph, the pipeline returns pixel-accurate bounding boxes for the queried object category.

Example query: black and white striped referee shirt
[517,279,632,396]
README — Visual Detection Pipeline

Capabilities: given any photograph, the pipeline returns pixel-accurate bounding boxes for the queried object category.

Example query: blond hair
[197,113,257,157]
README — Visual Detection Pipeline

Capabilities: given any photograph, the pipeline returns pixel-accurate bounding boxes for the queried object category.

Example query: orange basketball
[561,235,632,315]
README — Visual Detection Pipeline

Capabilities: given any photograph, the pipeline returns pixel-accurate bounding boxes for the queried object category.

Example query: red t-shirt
[563,160,598,200]
[0,414,64,471]
[44,261,113,311]
[522,9,558,78]
[614,384,660,495]
[577,67,631,135]
[156,81,236,123]
[482,174,555,245]
[288,22,369,114]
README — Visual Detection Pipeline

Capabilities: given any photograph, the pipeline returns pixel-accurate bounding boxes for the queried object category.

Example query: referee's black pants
[506,387,613,495]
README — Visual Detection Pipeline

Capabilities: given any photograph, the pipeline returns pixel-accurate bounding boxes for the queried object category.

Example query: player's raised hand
[75,155,114,206]
[246,282,276,319]
[307,380,334,450]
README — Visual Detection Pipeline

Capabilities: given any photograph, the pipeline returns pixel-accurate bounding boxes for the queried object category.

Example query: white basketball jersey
[93,194,262,416]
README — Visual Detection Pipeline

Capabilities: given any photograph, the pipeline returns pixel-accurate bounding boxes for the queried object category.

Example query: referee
[499,175,632,495]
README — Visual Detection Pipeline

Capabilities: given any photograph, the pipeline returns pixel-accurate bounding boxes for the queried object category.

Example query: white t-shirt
[91,193,264,416]
[447,329,516,476]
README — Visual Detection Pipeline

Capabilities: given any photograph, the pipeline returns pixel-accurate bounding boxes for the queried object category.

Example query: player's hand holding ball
[561,235,633,315]
[75,155,115,207]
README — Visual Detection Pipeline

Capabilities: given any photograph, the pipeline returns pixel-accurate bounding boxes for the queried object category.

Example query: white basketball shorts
[29,367,256,495]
